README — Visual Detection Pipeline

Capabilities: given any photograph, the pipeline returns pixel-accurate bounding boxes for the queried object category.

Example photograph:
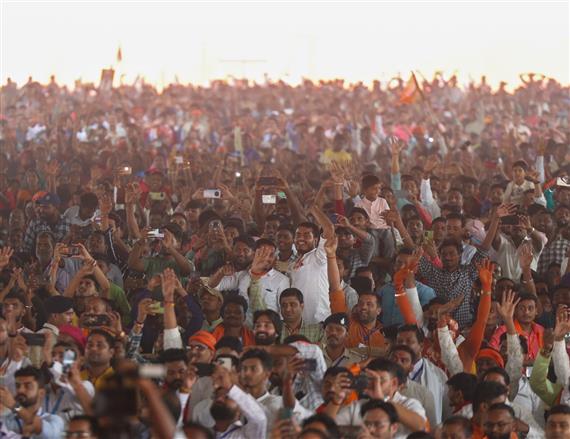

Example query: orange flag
[117,46,122,63]
[399,73,421,104]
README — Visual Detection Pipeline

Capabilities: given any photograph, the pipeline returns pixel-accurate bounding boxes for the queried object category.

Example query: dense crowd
[0,72,569,439]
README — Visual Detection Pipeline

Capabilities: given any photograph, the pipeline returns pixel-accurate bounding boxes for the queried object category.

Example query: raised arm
[309,205,335,240]
[162,230,193,276]
[127,239,147,273]
[161,268,183,349]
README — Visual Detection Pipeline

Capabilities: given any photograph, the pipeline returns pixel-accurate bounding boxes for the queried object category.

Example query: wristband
[164,301,175,307]
[250,271,265,277]
[135,320,145,326]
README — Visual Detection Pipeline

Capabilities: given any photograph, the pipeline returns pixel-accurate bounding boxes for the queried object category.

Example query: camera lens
[214,191,220,197]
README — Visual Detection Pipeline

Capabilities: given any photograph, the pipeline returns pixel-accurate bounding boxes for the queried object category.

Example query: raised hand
[389,136,406,156]
[518,243,533,270]
[0,246,14,270]
[160,268,177,302]
[347,179,360,198]
[99,193,113,215]
[251,245,275,274]
[553,305,570,341]
[496,288,519,327]
[136,298,153,324]
[496,203,518,218]
[424,154,440,174]
[477,259,495,292]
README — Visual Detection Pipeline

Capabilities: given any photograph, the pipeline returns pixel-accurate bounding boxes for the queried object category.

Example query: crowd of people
[0,71,569,439]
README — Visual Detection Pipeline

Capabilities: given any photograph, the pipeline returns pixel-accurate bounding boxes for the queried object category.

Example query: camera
[204,189,222,199]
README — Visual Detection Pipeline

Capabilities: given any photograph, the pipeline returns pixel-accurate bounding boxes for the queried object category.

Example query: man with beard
[209,363,267,439]
[347,289,386,352]
[290,205,336,324]
[239,348,312,434]
[253,309,282,345]
[80,329,115,391]
[322,313,362,368]
[160,348,191,426]
[483,403,518,439]
[212,295,255,346]
[0,366,65,438]
[22,192,70,255]
[209,237,289,321]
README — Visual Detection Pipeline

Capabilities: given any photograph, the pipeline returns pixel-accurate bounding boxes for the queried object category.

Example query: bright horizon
[1,1,569,90]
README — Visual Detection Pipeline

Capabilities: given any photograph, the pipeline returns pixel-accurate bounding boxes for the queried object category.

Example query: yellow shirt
[80,366,114,391]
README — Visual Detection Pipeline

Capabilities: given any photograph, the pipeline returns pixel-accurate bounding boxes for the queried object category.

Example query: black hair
[215,336,243,353]
[159,348,187,364]
[389,344,418,364]
[299,429,330,439]
[255,238,277,251]
[366,358,406,385]
[279,288,304,304]
[351,277,374,295]
[183,422,214,439]
[472,381,507,412]
[446,373,478,402]
[302,413,341,439]
[406,433,434,439]
[69,415,100,436]
[512,160,529,171]
[296,222,320,238]
[253,309,283,339]
[482,367,511,386]
[87,329,115,348]
[79,192,99,210]
[240,348,273,371]
[438,238,463,255]
[517,292,539,305]
[488,402,515,418]
[442,416,473,437]
[198,210,222,229]
[431,216,446,226]
[360,399,399,424]
[354,266,373,276]
[546,404,570,420]
[397,324,425,343]
[348,207,370,220]
[15,366,46,388]
[397,247,415,257]
[361,174,381,190]
[221,294,248,316]
[276,223,295,235]
[323,366,349,378]
[445,212,466,226]
[234,235,256,250]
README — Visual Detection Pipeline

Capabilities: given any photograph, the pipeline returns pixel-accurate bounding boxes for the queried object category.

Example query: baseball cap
[35,192,61,207]
[323,313,349,329]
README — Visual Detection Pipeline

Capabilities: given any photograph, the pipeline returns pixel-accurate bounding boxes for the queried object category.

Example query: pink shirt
[354,196,390,229]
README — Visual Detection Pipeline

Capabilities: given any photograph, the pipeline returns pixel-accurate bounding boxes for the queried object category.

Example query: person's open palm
[496,288,519,323]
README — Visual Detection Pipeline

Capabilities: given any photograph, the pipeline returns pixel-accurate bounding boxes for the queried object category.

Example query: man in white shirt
[209,364,267,439]
[290,206,335,324]
[62,192,99,227]
[159,348,191,426]
[209,237,290,323]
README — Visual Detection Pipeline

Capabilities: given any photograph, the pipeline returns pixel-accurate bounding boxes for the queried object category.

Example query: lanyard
[219,425,240,439]
[45,391,64,414]
[410,360,425,382]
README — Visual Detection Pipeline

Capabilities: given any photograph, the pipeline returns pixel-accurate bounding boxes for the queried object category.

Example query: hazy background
[2,1,569,90]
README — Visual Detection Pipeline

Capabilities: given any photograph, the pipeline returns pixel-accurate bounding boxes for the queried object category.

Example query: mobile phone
[118,166,132,176]
[82,314,111,328]
[262,194,277,204]
[203,189,222,199]
[147,229,164,239]
[424,230,434,241]
[194,363,215,377]
[279,408,293,420]
[148,301,165,315]
[139,363,166,379]
[209,219,223,230]
[258,177,278,186]
[149,192,166,201]
[22,333,46,347]
[216,356,234,371]
[350,374,369,393]
[175,156,184,165]
[277,191,286,199]
[301,359,317,372]
[62,349,77,373]
[235,171,242,185]
[501,215,520,226]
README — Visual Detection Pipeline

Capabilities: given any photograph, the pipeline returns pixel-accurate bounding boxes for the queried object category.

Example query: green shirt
[109,283,132,326]
[529,352,562,407]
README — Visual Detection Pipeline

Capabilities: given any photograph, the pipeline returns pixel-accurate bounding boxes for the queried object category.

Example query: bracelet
[134,320,145,326]
[250,271,265,276]
[165,301,175,307]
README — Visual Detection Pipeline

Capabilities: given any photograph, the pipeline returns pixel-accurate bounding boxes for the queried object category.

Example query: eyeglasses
[364,421,390,430]
[64,432,92,438]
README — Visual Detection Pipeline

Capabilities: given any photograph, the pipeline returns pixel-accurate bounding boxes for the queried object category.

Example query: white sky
[1,1,569,90]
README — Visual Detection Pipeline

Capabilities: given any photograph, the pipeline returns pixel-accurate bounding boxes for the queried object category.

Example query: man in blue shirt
[379,248,436,326]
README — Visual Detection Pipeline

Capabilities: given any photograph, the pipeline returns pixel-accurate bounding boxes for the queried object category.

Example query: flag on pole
[399,73,422,104]
[117,46,122,63]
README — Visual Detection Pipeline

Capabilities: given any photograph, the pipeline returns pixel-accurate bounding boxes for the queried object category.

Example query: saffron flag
[399,73,422,104]
[117,46,122,63]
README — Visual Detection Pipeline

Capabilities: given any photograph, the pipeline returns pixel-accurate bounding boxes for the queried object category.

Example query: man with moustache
[252,309,282,346]
[209,364,267,439]
[0,366,65,438]
[321,313,363,368]
[160,348,191,426]
[483,403,518,439]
